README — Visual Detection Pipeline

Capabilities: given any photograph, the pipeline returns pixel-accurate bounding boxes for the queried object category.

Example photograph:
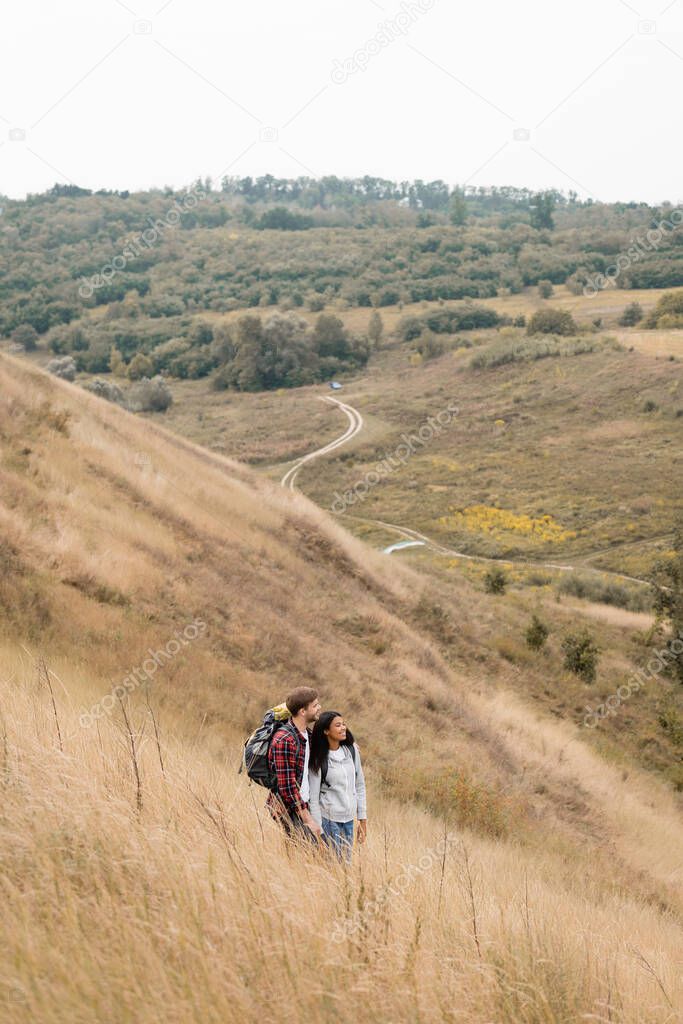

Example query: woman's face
[325,716,347,742]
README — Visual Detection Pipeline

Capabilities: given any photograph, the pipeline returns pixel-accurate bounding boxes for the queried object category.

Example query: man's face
[304,698,322,724]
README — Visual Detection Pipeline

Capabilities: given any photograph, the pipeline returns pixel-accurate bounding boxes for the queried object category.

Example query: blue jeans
[322,818,354,861]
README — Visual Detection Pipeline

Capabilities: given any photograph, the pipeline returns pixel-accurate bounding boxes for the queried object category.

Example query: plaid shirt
[267,723,308,815]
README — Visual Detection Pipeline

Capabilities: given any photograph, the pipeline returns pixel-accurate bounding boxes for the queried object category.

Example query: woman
[308,711,367,861]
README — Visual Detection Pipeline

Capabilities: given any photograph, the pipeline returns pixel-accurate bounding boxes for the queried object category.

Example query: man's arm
[271,731,304,813]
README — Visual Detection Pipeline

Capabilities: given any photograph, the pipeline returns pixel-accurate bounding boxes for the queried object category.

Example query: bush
[527,308,577,336]
[46,356,77,381]
[127,352,154,380]
[83,378,126,405]
[127,376,173,412]
[556,573,651,612]
[470,335,596,369]
[11,324,39,351]
[255,207,314,231]
[645,289,683,328]
[413,329,446,361]
[537,280,554,299]
[618,302,644,327]
[525,615,549,650]
[484,568,507,594]
[397,304,501,341]
[561,630,599,683]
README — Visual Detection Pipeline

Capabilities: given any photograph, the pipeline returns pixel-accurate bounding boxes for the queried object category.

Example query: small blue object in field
[329,381,343,390]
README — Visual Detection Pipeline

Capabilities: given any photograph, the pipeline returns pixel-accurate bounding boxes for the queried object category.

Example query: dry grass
[1,351,683,1021]
[1,657,682,1024]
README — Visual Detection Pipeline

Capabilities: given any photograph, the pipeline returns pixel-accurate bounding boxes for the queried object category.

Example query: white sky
[1,0,682,203]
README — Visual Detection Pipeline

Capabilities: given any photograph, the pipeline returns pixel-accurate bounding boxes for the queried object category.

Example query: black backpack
[240,705,301,791]
[320,743,356,788]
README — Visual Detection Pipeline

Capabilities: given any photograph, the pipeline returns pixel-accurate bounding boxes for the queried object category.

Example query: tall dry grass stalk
[0,663,681,1024]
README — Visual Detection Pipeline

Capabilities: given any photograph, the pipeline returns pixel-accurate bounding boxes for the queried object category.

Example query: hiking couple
[245,686,367,860]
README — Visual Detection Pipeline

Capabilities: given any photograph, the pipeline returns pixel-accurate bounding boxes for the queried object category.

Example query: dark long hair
[309,711,355,773]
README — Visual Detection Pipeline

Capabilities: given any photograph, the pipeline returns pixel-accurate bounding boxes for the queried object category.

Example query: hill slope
[0,352,682,1022]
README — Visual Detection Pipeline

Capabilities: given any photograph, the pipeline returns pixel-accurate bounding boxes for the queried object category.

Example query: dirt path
[280,397,654,589]
[280,396,364,491]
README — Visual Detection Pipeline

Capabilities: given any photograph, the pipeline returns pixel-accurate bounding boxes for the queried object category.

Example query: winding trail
[280,396,364,491]
[280,395,655,590]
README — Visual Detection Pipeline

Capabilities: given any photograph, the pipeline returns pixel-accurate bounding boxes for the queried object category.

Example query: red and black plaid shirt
[266,723,308,815]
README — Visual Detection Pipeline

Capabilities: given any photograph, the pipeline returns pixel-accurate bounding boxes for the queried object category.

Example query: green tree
[11,323,39,351]
[109,346,126,376]
[527,308,577,336]
[530,191,556,230]
[525,615,549,650]
[127,352,154,380]
[645,290,683,328]
[449,188,467,226]
[312,314,350,360]
[227,315,266,391]
[368,311,384,348]
[618,302,644,326]
[562,630,599,683]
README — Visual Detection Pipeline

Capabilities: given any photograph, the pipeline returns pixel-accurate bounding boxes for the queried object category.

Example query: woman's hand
[357,819,367,844]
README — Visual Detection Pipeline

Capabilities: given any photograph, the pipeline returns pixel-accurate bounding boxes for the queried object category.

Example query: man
[267,686,322,841]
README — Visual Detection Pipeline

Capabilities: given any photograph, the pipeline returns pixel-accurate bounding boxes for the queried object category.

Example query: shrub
[11,323,39,351]
[537,280,554,299]
[556,573,651,612]
[127,376,173,412]
[470,335,596,369]
[368,310,384,347]
[561,630,599,683]
[46,356,77,381]
[484,568,507,594]
[127,352,154,380]
[525,614,549,650]
[413,329,446,361]
[255,207,314,230]
[527,308,577,336]
[645,289,683,328]
[618,302,644,327]
[83,378,126,406]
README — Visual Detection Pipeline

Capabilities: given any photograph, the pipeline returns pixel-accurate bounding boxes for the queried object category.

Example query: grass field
[119,286,683,583]
[1,350,682,1021]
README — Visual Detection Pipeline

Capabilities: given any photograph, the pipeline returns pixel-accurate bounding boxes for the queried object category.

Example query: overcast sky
[1,0,682,203]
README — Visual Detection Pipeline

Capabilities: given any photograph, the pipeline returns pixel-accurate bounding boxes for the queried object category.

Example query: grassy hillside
[1,353,683,1021]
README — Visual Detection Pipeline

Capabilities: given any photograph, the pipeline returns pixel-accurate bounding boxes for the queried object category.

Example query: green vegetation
[651,520,683,683]
[562,630,600,683]
[398,304,502,341]
[212,312,369,391]
[619,301,644,326]
[525,614,549,650]
[470,334,598,369]
[645,289,683,328]
[556,573,652,612]
[527,307,577,336]
[484,567,507,594]
[2,180,683,390]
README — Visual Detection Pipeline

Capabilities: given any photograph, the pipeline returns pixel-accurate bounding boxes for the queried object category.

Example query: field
[1,350,682,1022]
[109,285,683,583]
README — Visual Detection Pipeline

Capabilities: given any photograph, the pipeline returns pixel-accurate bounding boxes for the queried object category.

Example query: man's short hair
[286,687,319,716]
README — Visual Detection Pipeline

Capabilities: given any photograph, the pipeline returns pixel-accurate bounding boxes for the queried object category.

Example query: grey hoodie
[308,743,367,826]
